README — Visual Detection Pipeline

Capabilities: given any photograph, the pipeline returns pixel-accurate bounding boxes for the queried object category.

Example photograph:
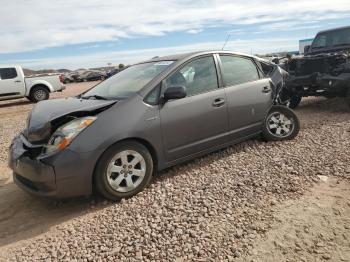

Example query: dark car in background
[62,74,75,84]
[76,70,106,82]
[9,51,300,201]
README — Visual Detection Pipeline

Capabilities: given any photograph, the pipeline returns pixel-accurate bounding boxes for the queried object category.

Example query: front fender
[68,96,165,170]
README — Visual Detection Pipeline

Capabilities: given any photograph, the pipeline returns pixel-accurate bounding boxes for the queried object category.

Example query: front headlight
[43,116,97,154]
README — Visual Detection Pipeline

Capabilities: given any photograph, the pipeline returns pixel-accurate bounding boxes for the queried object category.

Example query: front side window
[313,35,327,48]
[82,61,174,100]
[0,68,17,80]
[220,55,260,86]
[165,56,218,96]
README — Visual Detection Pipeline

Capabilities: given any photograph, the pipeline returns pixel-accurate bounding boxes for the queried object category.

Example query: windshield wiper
[81,95,109,100]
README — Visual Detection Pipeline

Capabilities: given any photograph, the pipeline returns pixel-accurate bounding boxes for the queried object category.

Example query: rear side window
[220,56,260,86]
[0,68,18,80]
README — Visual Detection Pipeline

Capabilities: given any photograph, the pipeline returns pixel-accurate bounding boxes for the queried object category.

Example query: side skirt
[160,131,261,170]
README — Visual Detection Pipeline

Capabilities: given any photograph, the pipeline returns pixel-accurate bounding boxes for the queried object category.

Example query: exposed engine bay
[283,51,350,98]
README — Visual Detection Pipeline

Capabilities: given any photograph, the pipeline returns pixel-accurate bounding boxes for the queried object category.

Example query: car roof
[316,25,350,34]
[140,50,259,64]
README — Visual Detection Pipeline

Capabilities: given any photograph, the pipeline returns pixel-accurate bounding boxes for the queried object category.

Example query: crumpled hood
[26,97,116,144]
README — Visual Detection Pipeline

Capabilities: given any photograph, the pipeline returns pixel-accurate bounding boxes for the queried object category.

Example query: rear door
[160,55,229,162]
[218,55,272,140]
[0,67,23,96]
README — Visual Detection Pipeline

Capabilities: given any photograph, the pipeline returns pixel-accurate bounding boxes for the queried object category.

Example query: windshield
[82,61,174,100]
[312,28,350,49]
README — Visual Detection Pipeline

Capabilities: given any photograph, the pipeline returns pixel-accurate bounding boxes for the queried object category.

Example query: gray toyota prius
[9,51,299,200]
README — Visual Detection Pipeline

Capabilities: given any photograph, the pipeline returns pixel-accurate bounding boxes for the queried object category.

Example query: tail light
[59,74,64,83]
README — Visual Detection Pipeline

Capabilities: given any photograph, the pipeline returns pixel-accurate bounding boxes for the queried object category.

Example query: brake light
[59,74,64,83]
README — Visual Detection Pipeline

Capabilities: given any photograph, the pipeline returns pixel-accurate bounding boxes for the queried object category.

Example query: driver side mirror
[163,86,187,101]
[304,45,310,54]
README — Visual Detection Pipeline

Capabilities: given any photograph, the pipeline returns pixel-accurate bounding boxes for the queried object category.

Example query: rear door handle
[262,86,271,93]
[212,98,225,107]
[14,80,21,83]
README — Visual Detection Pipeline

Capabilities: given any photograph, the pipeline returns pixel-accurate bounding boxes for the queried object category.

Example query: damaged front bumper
[9,135,57,196]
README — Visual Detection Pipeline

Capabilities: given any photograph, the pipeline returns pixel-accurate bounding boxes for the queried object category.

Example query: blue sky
[0,0,349,69]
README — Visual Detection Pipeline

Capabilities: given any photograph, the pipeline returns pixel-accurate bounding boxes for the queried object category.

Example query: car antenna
[221,33,231,50]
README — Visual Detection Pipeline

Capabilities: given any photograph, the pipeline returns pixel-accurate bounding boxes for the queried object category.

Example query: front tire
[262,105,300,141]
[95,141,154,201]
[29,86,49,102]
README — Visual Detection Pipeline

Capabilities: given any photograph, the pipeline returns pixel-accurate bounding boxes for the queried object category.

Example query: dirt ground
[240,177,350,262]
[0,82,349,261]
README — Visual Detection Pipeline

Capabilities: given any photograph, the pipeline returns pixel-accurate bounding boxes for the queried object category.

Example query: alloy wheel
[266,112,294,138]
[106,150,146,193]
[34,89,47,101]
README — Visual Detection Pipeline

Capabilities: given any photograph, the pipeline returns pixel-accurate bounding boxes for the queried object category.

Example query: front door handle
[212,98,225,107]
[14,80,21,83]
[262,86,271,93]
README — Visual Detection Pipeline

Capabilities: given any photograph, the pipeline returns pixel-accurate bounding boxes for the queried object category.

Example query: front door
[218,55,272,140]
[160,55,229,162]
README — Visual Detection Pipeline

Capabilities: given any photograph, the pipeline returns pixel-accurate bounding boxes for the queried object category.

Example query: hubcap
[106,150,146,193]
[266,112,294,138]
[34,89,46,101]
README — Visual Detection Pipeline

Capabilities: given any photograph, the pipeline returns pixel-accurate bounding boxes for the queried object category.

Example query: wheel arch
[26,79,54,96]
[30,84,51,94]
[91,137,159,189]
[121,137,158,169]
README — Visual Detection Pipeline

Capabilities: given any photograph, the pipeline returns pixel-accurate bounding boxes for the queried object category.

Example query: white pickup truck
[0,66,65,102]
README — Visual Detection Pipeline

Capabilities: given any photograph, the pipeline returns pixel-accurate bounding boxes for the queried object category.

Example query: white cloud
[4,37,299,69]
[0,0,350,53]
[187,29,203,34]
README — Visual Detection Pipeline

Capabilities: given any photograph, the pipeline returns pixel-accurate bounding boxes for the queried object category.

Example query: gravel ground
[0,88,349,261]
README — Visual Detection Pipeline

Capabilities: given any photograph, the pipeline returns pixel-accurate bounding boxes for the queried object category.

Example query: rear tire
[95,141,154,201]
[287,95,302,109]
[29,86,49,102]
[262,105,300,141]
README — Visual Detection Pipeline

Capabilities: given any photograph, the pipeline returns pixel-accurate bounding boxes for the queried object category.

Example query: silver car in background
[9,51,300,200]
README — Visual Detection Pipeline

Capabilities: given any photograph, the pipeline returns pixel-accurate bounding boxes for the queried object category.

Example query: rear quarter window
[0,68,18,80]
[259,62,275,76]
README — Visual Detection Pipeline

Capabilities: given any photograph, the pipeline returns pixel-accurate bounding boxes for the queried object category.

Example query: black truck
[279,26,350,108]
